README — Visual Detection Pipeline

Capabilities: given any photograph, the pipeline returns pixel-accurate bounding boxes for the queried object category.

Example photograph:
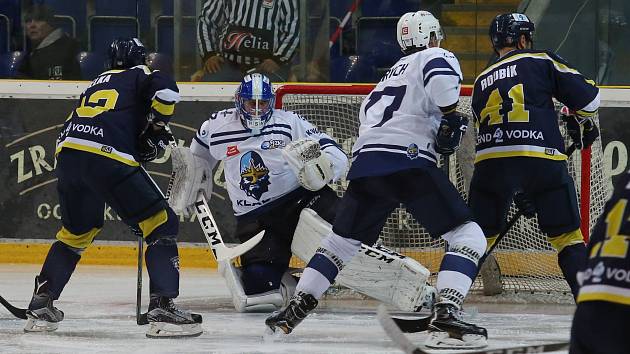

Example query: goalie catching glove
[435,112,468,155]
[560,106,599,150]
[138,121,174,162]
[167,146,213,216]
[282,139,334,191]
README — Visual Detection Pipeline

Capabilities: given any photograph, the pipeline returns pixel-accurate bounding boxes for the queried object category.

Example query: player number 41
[478,83,530,126]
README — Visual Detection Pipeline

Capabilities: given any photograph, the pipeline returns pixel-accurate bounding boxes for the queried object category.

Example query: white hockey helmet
[396,11,444,54]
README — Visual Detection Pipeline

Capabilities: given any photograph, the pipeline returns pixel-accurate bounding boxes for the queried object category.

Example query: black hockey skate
[24,276,64,332]
[145,296,203,338]
[425,302,487,349]
[265,291,318,334]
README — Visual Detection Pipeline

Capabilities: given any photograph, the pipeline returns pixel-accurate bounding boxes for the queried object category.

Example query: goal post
[275,83,610,296]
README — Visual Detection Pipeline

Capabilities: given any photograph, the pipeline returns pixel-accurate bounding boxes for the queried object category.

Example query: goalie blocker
[292,209,436,312]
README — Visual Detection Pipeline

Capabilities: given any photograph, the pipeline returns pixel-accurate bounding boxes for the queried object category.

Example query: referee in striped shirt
[194,0,299,82]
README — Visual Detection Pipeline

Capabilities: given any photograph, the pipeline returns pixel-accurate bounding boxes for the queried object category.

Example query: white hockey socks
[436,221,486,307]
[296,232,361,299]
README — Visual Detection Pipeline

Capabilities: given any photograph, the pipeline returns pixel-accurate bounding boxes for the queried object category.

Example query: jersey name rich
[380,62,409,82]
[479,65,517,91]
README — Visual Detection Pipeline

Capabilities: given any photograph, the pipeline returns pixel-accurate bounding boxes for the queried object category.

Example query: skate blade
[146,322,203,338]
[24,318,59,332]
[266,320,292,335]
[424,332,487,349]
[263,326,290,343]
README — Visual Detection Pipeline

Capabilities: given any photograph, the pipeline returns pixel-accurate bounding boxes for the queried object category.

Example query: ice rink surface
[0,264,572,353]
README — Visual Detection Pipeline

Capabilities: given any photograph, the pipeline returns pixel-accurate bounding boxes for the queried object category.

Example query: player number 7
[364,85,407,128]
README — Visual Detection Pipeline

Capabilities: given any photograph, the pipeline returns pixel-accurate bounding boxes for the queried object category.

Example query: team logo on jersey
[261,139,285,150]
[406,143,419,159]
[227,145,240,156]
[262,0,274,9]
[239,151,270,200]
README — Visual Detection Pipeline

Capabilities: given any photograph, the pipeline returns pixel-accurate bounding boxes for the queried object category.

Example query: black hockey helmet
[489,13,535,52]
[108,37,147,69]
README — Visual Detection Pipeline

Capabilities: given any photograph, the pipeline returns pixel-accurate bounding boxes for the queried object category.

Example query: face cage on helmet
[236,95,274,134]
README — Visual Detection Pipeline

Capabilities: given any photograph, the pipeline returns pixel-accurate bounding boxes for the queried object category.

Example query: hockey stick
[0,295,27,319]
[194,192,264,262]
[136,235,144,325]
[478,143,578,295]
[482,143,577,261]
[377,305,569,354]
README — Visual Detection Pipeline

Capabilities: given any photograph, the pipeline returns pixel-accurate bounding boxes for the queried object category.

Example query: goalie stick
[377,305,569,354]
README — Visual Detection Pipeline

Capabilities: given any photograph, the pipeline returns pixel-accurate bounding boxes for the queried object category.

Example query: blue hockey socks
[145,236,180,298]
[39,241,82,300]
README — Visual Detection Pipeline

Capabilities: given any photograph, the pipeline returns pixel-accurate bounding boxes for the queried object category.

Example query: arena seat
[43,0,87,34]
[0,51,25,78]
[77,51,105,80]
[88,16,139,53]
[146,52,173,78]
[356,17,402,68]
[161,0,197,16]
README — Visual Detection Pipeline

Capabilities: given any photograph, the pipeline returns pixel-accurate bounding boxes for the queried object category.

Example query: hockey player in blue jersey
[469,13,600,300]
[264,11,489,349]
[570,168,630,353]
[23,38,202,338]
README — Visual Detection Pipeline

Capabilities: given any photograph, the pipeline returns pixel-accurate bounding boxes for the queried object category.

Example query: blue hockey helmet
[108,37,147,69]
[489,13,535,52]
[235,73,275,134]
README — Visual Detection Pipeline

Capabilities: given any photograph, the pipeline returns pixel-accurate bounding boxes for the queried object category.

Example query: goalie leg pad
[219,261,292,312]
[167,146,212,216]
[293,209,433,311]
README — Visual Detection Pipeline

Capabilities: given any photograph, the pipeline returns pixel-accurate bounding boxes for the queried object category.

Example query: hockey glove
[138,123,174,162]
[435,112,468,155]
[561,110,599,150]
[513,192,536,219]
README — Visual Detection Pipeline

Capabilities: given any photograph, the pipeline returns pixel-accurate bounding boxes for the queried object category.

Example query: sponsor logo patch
[227,145,240,156]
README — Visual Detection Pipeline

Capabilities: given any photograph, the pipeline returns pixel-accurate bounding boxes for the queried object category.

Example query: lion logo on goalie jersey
[239,151,270,200]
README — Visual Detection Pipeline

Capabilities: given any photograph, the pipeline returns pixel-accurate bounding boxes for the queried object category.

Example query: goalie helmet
[489,13,535,52]
[108,37,147,69]
[235,73,275,134]
[396,11,444,55]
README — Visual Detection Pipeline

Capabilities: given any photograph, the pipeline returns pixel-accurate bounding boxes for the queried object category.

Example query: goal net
[276,84,612,298]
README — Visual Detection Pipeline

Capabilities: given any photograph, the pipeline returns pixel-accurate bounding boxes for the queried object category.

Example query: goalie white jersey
[191,108,347,216]
[348,47,463,179]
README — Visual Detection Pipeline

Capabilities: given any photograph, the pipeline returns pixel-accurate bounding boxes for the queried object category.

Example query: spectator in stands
[193,0,299,82]
[18,4,81,80]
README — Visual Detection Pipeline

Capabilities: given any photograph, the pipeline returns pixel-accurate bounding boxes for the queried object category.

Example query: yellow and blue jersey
[471,49,599,164]
[56,65,180,166]
[577,169,630,305]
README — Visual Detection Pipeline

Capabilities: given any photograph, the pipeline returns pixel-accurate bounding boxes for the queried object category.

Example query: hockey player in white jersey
[265,11,489,349]
[169,73,435,313]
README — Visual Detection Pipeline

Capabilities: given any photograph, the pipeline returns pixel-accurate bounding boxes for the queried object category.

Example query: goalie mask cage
[276,84,611,297]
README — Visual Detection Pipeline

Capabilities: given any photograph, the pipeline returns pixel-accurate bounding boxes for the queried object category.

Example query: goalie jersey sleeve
[56,66,180,166]
[577,169,630,305]
[471,49,599,163]
[348,47,462,180]
[191,108,347,216]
